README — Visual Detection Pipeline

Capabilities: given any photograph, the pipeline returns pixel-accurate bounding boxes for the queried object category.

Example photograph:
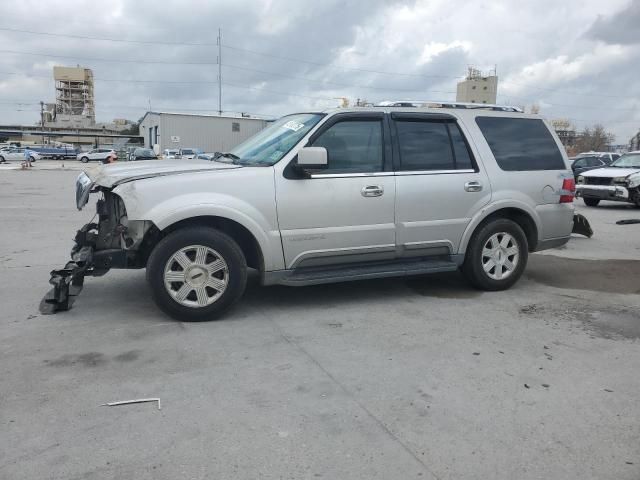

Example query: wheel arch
[459,203,540,255]
[167,216,264,272]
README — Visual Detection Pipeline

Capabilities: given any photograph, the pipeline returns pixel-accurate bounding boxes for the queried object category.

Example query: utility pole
[39,101,45,144]
[217,27,222,116]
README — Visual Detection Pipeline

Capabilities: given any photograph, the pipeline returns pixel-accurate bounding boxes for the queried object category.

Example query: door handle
[361,185,384,197]
[464,181,483,192]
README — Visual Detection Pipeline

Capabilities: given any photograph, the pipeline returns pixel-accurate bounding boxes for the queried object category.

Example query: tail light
[560,178,575,203]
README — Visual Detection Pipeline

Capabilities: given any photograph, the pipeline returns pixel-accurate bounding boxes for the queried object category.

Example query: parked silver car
[43,103,575,321]
[0,147,41,163]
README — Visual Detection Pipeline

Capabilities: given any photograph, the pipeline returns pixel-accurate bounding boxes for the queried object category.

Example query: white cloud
[501,44,632,95]
[419,41,472,65]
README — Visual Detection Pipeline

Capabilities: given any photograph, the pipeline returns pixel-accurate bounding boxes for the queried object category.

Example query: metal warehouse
[139,112,270,152]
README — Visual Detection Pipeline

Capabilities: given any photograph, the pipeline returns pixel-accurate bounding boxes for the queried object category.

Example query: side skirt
[263,256,463,287]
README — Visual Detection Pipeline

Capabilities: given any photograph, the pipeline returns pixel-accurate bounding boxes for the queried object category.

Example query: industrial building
[456,67,498,104]
[551,119,578,154]
[139,112,270,152]
[44,66,96,128]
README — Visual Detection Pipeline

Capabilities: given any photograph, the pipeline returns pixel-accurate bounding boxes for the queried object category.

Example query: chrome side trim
[402,239,454,251]
[310,172,392,178]
[399,218,470,228]
[309,169,476,178]
[395,169,475,176]
[288,244,396,269]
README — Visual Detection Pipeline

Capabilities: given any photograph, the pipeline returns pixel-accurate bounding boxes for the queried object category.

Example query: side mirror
[296,147,328,170]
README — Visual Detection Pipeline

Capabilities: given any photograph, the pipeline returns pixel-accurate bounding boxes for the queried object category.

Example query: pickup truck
[30,145,78,160]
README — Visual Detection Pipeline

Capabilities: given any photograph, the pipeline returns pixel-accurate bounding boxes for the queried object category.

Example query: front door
[391,113,491,257]
[275,113,396,270]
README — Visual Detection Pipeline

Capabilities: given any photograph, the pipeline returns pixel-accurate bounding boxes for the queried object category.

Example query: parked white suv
[77,148,115,163]
[43,103,575,321]
[576,151,640,207]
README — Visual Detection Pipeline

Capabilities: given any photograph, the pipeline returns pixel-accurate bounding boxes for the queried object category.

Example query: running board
[277,258,459,287]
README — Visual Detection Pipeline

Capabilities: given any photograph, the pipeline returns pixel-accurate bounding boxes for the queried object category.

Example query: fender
[457,198,541,255]
[114,187,285,272]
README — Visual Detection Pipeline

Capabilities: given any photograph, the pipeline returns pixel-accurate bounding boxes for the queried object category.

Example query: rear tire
[146,227,247,321]
[462,218,528,291]
[80,156,89,163]
[0,156,5,163]
[583,197,600,207]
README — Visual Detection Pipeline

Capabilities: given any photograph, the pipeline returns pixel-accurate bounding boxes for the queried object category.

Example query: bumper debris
[572,213,593,238]
[40,246,94,314]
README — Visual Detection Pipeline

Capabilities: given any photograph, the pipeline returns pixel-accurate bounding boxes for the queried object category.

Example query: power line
[0,26,216,46]
[0,49,217,65]
[223,63,456,94]
[1,26,636,100]
[0,70,220,85]
[0,27,462,79]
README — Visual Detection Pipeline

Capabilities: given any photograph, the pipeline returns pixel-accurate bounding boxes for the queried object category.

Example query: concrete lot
[1,167,639,480]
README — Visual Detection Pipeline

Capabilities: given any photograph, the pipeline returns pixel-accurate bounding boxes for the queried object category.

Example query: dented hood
[580,167,640,178]
[86,159,240,188]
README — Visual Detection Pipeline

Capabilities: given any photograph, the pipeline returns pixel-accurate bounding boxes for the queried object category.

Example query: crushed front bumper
[39,219,136,315]
[576,184,629,201]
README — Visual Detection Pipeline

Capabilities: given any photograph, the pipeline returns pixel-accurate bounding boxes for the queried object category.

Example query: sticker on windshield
[282,120,305,132]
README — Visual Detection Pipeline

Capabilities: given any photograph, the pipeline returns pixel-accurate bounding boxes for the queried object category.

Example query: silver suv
[42,102,575,321]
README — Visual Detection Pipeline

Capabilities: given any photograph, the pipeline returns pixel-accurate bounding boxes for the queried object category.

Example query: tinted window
[135,149,155,156]
[585,157,603,167]
[476,117,565,171]
[396,121,453,170]
[311,120,383,172]
[395,121,474,171]
[573,158,587,168]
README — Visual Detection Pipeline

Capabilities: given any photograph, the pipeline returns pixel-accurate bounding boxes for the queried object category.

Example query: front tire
[146,227,247,321]
[462,218,528,291]
[80,156,89,163]
[583,197,600,207]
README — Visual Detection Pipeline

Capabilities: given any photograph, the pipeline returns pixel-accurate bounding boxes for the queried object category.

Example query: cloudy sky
[0,0,638,143]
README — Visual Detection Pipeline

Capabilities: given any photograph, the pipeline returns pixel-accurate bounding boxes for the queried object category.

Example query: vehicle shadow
[241,270,482,312]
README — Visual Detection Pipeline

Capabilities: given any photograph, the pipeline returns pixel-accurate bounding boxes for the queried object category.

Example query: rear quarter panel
[456,112,574,251]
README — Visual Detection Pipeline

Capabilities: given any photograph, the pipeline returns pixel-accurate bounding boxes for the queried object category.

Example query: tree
[119,116,144,136]
[575,124,615,152]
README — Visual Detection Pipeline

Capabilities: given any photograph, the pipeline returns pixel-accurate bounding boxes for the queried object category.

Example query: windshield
[230,113,324,166]
[610,153,640,168]
[181,149,194,155]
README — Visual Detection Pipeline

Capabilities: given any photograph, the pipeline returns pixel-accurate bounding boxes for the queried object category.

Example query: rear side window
[395,120,474,171]
[476,117,565,171]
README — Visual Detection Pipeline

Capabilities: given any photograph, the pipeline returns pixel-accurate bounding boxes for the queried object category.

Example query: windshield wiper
[212,152,240,164]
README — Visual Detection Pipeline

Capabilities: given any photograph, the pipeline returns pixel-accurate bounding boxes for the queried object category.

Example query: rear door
[275,112,396,269]
[391,113,491,257]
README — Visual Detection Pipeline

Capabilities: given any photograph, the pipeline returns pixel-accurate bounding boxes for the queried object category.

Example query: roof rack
[375,100,523,113]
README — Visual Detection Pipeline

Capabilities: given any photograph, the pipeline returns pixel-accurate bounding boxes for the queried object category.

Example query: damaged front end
[40,173,157,314]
